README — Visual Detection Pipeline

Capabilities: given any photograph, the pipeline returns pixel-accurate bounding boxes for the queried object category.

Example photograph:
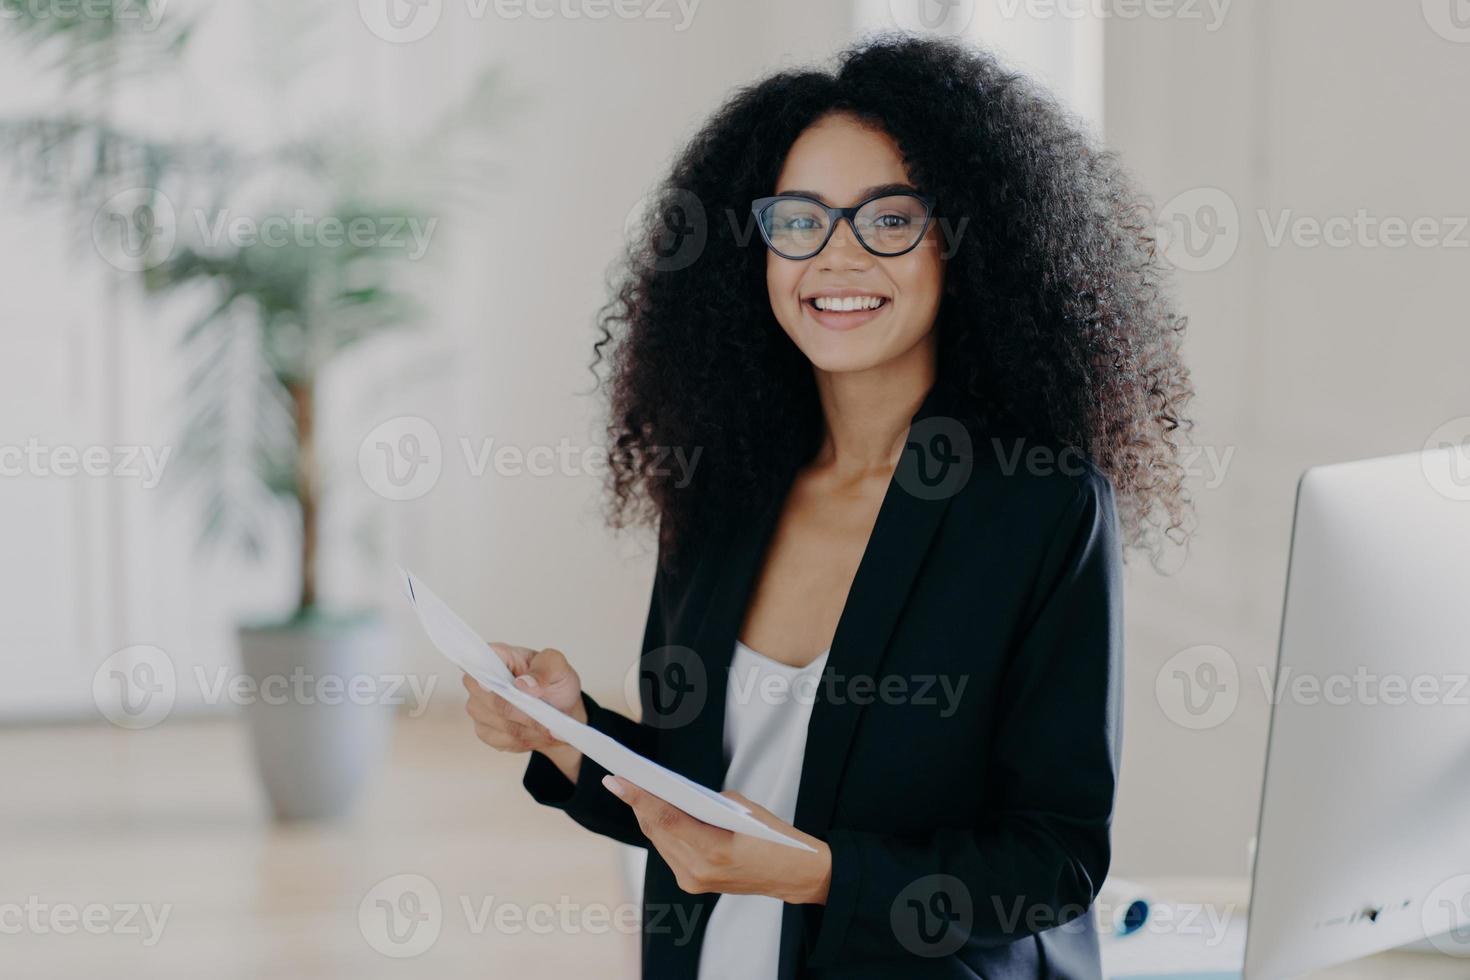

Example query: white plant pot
[237,615,396,821]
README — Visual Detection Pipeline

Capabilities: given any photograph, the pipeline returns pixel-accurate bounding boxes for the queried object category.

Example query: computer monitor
[1243,445,1470,978]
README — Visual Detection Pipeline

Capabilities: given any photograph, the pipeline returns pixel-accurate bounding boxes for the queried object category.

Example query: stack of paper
[401,567,816,852]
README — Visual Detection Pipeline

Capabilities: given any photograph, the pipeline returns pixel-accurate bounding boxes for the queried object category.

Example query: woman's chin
[799,342,888,375]
[792,325,914,377]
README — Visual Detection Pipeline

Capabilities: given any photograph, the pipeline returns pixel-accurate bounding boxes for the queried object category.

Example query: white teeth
[812,295,885,312]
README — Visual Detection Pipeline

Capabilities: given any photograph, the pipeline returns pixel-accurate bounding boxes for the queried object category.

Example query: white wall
[1104,0,1470,877]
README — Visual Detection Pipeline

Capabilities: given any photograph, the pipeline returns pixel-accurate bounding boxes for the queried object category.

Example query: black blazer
[523,383,1124,979]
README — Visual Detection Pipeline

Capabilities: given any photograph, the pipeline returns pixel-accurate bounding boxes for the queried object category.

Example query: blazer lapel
[791,383,959,836]
[668,485,789,793]
[651,474,794,970]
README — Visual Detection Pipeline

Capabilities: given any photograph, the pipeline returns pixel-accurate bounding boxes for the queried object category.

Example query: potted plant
[1,0,500,818]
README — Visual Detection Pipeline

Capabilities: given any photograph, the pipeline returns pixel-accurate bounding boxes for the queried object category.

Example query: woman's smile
[801,288,892,331]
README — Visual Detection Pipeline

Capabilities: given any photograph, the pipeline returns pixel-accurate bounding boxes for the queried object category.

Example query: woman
[463,33,1192,979]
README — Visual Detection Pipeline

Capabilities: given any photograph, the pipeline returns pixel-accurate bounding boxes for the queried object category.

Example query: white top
[696,640,830,980]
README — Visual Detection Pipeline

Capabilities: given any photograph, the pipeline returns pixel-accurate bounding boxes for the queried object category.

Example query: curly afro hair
[595,32,1194,570]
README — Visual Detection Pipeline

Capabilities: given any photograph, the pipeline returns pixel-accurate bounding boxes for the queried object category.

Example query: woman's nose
[816,218,873,271]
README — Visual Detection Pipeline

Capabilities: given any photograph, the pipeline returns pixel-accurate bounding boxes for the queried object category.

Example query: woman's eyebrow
[773,183,919,203]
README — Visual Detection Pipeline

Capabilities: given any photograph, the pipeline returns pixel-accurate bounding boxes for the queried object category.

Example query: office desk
[1103,877,1470,979]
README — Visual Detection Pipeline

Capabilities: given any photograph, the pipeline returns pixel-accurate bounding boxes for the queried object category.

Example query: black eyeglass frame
[749,191,939,260]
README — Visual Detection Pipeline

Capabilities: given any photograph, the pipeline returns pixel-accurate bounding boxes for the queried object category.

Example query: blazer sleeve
[520,566,667,850]
[803,470,1124,965]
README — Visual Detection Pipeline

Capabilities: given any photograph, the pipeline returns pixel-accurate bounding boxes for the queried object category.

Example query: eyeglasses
[750,191,937,260]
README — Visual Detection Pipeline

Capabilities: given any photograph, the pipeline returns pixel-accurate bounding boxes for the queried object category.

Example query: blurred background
[1,0,1467,976]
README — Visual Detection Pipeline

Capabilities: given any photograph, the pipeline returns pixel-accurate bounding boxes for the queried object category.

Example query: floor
[1,713,640,979]
[6,715,1468,979]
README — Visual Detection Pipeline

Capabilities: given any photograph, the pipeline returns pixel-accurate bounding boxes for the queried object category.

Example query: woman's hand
[463,643,586,782]
[602,776,832,906]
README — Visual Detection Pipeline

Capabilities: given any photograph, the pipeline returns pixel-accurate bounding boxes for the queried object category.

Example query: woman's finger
[604,776,699,837]
[465,676,549,731]
[472,721,525,751]
[487,641,535,675]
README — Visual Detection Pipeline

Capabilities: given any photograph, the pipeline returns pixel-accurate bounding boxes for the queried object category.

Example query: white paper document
[400,567,816,852]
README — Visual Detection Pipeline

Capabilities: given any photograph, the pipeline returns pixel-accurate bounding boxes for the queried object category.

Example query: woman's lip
[803,297,889,331]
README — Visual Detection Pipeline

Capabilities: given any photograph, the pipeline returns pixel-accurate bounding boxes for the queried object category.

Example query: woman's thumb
[521,647,574,690]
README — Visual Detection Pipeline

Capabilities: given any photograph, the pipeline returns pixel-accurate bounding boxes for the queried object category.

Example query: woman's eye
[872,213,911,228]
[781,216,821,231]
